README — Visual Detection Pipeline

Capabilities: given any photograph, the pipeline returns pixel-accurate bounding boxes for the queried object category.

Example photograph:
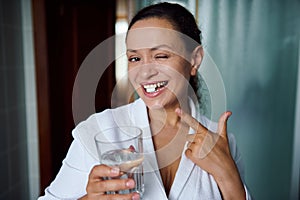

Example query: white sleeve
[38,139,97,200]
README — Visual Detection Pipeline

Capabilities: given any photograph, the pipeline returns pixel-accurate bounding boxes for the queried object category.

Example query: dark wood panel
[32,0,116,194]
[32,0,53,192]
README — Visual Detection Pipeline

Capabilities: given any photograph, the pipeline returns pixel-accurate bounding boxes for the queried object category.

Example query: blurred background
[0,0,299,199]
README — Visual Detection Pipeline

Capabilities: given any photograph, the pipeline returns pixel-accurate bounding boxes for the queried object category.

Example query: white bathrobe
[38,98,252,200]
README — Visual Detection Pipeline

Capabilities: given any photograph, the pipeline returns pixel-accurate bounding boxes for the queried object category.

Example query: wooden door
[32,0,116,193]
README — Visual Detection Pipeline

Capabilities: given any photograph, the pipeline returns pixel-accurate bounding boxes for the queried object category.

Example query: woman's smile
[141,80,168,97]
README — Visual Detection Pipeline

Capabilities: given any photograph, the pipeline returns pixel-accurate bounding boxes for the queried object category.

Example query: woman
[39,2,252,200]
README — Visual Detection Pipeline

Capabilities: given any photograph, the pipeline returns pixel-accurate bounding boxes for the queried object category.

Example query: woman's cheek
[127,72,139,89]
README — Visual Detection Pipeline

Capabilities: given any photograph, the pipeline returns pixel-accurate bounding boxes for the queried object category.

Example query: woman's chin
[142,95,180,111]
[146,102,164,110]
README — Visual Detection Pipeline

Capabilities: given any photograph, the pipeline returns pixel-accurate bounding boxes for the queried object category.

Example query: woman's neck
[148,99,190,130]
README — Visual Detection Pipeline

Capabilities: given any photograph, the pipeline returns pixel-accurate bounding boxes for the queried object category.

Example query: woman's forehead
[126,27,185,53]
[126,18,199,54]
[130,17,175,30]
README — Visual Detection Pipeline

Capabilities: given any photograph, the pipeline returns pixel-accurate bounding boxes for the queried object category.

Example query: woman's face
[126,18,194,110]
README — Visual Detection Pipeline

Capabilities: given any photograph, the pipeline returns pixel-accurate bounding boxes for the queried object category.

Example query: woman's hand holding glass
[80,164,139,200]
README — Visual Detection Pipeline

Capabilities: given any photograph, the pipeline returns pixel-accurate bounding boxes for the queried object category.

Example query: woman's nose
[139,62,159,79]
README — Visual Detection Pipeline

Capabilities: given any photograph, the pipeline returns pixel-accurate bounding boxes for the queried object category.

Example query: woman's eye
[155,55,169,59]
[128,57,140,62]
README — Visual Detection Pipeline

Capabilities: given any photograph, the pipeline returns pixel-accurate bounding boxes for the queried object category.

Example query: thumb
[217,111,232,137]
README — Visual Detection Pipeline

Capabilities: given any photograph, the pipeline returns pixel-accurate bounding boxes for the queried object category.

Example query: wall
[291,41,300,199]
[22,0,40,198]
[0,0,39,199]
[197,0,299,199]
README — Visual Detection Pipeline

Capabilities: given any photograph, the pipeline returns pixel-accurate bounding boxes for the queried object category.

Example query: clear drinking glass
[94,126,144,197]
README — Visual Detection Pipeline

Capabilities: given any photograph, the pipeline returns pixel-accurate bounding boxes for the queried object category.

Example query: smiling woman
[126,23,196,110]
[38,2,252,200]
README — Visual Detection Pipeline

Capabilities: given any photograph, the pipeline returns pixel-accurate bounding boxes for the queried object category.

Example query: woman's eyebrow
[127,44,173,53]
[150,44,173,51]
[126,48,137,53]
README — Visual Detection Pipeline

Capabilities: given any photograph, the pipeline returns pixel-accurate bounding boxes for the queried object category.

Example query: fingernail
[129,145,135,152]
[175,108,182,115]
[110,167,120,175]
[225,111,232,120]
[132,193,140,200]
[126,179,135,188]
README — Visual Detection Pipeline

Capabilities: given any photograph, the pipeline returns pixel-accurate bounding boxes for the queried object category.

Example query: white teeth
[143,81,167,93]
[144,84,156,89]
[146,87,156,93]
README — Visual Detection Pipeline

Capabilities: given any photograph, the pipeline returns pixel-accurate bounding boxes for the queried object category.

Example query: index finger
[89,164,120,180]
[175,108,208,134]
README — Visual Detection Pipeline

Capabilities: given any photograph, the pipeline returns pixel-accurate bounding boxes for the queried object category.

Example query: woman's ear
[190,45,204,76]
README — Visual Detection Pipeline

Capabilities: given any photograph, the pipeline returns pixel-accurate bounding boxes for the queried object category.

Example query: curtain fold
[197,0,300,199]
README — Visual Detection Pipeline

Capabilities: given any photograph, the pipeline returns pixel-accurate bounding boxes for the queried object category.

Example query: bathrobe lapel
[129,99,169,199]
[130,98,200,199]
[168,98,199,199]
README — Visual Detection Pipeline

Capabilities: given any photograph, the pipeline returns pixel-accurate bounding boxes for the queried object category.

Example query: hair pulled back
[128,2,201,45]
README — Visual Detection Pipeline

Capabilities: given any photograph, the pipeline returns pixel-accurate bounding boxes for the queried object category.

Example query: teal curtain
[197,0,299,199]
